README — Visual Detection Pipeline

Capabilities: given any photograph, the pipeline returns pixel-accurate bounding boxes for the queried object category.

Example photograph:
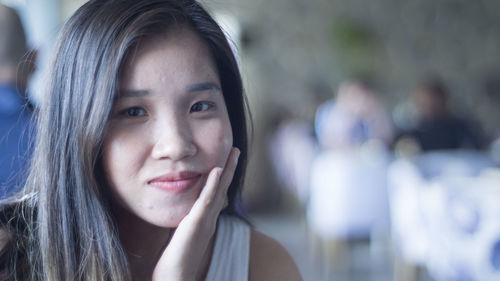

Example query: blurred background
[2,0,500,280]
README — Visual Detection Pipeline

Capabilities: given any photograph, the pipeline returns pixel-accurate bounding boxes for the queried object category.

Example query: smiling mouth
[148,172,202,194]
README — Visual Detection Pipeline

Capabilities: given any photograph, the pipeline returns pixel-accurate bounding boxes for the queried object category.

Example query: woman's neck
[112,204,172,280]
[112,203,216,281]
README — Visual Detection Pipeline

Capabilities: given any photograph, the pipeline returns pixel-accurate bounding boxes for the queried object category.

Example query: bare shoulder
[249,230,303,281]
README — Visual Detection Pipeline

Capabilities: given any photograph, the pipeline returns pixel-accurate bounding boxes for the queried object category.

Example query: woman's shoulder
[248,230,303,281]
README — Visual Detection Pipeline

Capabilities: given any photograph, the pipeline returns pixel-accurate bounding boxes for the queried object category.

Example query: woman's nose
[151,120,197,161]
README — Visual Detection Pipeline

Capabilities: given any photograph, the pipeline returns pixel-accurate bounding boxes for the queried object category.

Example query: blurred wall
[202,0,500,210]
[211,0,500,129]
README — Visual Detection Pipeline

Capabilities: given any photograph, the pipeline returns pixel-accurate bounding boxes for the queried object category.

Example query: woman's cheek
[220,133,233,156]
[206,123,233,168]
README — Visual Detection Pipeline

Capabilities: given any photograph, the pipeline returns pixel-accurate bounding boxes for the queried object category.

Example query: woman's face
[102,27,233,228]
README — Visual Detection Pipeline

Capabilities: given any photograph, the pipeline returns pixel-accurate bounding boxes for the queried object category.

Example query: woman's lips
[148,171,202,194]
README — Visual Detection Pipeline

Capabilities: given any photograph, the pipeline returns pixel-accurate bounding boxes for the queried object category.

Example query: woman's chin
[142,205,192,229]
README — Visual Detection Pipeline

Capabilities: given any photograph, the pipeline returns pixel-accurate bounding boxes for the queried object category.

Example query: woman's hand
[152,147,240,281]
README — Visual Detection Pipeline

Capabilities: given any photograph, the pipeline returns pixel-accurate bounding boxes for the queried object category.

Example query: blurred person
[268,109,318,205]
[309,79,393,279]
[0,3,35,196]
[394,79,485,153]
[315,79,393,150]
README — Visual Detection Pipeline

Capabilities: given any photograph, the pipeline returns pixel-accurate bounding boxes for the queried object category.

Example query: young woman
[0,1,303,280]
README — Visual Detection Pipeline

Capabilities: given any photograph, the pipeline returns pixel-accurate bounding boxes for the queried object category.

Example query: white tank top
[205,215,250,281]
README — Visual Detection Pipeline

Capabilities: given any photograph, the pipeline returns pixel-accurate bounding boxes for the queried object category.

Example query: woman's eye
[121,107,147,117]
[190,101,215,113]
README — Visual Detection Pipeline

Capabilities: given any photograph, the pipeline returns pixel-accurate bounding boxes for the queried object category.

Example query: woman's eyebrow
[187,82,221,93]
[117,89,150,98]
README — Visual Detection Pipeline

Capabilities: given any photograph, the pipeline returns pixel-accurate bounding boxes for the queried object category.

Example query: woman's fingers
[191,147,240,218]
[152,147,240,281]
[212,147,239,212]
[194,167,223,210]
[218,147,240,197]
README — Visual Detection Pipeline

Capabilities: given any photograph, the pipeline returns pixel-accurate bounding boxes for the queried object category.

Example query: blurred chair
[308,144,390,238]
[424,171,500,281]
[307,142,391,279]
[387,149,498,281]
[387,158,429,266]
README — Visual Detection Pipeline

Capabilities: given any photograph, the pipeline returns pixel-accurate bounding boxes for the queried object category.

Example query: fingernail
[211,167,221,180]
[235,149,240,163]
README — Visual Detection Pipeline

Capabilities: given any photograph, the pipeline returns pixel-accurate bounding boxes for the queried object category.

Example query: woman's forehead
[117,28,220,100]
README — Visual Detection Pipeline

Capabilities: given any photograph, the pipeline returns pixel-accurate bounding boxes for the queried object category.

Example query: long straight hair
[0,1,249,280]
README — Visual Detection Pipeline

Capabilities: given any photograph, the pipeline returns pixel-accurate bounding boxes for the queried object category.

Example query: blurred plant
[329,17,382,79]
